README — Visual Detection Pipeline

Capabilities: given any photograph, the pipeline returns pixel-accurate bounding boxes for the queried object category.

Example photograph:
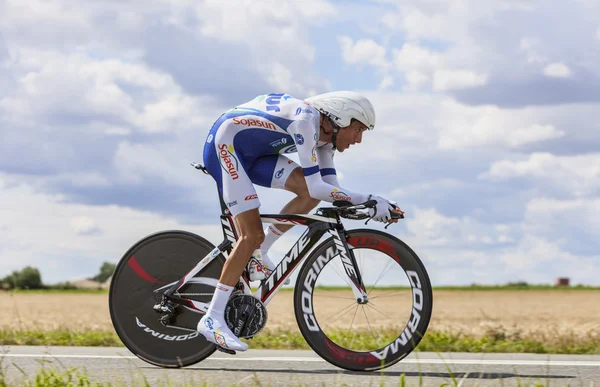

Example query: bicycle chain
[177,293,213,297]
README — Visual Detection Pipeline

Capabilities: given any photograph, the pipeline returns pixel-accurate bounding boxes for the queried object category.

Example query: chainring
[224,295,268,339]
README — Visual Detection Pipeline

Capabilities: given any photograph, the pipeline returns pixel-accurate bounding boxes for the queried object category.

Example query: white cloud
[192,0,335,67]
[393,43,441,71]
[400,204,600,286]
[338,36,389,69]
[378,74,394,90]
[405,207,519,249]
[390,43,488,92]
[1,49,213,133]
[433,69,488,91]
[543,62,572,78]
[376,1,600,104]
[481,152,600,197]
[436,100,565,150]
[0,173,224,283]
[524,197,600,244]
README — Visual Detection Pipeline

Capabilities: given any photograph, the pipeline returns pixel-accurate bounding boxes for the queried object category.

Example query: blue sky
[1,0,599,286]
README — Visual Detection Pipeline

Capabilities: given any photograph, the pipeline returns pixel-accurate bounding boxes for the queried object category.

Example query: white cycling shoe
[197,314,248,352]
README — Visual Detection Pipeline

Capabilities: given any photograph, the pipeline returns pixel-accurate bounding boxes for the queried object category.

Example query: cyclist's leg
[247,156,320,259]
[199,125,265,352]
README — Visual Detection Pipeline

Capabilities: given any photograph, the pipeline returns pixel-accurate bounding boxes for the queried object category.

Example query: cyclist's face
[336,120,368,152]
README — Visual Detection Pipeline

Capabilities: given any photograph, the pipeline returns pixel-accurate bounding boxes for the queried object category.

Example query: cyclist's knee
[238,230,265,249]
[306,197,321,208]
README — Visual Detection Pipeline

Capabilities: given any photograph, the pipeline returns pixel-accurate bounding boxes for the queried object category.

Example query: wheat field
[2,290,599,341]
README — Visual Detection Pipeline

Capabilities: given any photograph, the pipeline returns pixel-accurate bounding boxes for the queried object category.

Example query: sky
[1,0,599,286]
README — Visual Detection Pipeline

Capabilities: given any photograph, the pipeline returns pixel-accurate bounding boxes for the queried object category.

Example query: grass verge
[1,327,598,355]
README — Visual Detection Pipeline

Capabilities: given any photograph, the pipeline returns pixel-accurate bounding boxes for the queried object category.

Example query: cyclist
[197,91,404,352]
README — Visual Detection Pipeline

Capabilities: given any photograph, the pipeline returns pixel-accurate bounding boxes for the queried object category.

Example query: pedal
[215,346,236,355]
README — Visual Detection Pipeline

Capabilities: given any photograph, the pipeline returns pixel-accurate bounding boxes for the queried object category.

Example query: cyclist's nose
[356,131,363,144]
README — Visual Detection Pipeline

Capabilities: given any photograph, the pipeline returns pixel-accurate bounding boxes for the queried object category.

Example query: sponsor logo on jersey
[281,145,297,154]
[269,138,288,148]
[295,133,304,145]
[227,200,238,207]
[232,117,277,131]
[295,107,313,116]
[275,168,284,179]
[206,134,214,143]
[311,145,317,163]
[245,194,258,201]
[330,188,351,201]
[218,144,239,180]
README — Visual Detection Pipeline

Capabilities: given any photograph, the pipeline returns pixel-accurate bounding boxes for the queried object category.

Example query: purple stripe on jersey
[302,166,320,176]
[320,168,336,176]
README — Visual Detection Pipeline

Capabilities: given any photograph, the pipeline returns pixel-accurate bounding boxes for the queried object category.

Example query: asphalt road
[1,346,599,386]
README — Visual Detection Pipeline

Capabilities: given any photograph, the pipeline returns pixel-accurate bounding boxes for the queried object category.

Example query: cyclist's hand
[368,195,394,223]
[388,204,405,224]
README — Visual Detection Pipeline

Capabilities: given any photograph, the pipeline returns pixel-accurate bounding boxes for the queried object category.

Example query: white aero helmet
[304,91,376,130]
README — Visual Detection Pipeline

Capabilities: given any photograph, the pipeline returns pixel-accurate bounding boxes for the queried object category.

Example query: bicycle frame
[158,163,370,313]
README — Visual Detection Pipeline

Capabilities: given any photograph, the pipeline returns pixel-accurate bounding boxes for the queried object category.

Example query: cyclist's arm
[287,119,369,205]
[316,143,340,187]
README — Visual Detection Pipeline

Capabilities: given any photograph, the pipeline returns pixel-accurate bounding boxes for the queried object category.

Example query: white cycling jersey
[202,93,370,216]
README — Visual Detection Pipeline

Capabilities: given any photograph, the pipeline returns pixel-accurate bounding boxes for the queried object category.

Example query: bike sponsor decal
[331,230,360,289]
[295,133,304,145]
[232,117,276,131]
[324,338,379,364]
[348,236,400,262]
[221,217,236,243]
[218,144,239,180]
[127,256,167,284]
[263,232,311,294]
[301,245,336,331]
[369,270,424,361]
[330,188,351,201]
[275,168,284,179]
[199,248,222,266]
[273,217,307,225]
[245,194,258,201]
[135,317,199,341]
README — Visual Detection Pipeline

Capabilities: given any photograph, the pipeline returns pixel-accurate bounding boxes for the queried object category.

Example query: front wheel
[294,229,433,372]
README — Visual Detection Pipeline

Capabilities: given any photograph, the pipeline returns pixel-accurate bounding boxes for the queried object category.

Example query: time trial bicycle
[108,162,433,372]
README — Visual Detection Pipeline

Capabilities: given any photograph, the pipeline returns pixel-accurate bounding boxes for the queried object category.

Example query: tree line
[0,262,116,290]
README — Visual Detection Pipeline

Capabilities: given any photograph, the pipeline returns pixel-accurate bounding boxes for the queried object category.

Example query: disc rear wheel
[109,230,224,368]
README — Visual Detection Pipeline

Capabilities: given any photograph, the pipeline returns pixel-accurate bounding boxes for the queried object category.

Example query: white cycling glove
[368,195,394,223]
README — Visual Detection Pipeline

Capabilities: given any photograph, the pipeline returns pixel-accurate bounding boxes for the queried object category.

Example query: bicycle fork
[329,227,369,304]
